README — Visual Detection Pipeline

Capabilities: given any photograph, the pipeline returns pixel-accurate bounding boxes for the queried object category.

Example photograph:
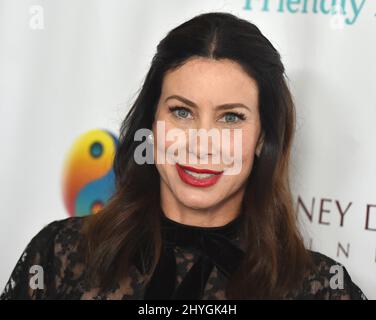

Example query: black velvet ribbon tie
[143,212,245,300]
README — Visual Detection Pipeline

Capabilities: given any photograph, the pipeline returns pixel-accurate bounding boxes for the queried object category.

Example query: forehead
[161,57,258,107]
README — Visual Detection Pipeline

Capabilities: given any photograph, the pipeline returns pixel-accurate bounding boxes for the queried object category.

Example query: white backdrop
[0,0,375,299]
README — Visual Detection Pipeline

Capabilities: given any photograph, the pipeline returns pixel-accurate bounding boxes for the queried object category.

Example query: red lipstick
[175,163,223,188]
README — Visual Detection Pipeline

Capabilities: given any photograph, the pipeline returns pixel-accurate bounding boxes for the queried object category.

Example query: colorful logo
[62,129,119,217]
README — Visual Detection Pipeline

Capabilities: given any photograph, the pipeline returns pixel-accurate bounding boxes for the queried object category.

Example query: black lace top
[0,214,368,300]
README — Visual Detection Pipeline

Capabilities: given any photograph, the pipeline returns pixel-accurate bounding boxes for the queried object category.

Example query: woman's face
[152,57,262,211]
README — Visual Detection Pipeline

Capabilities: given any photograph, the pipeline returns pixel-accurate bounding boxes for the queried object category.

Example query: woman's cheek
[241,132,257,176]
[153,120,173,165]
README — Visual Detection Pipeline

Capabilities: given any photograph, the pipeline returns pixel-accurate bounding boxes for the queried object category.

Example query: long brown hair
[83,12,313,299]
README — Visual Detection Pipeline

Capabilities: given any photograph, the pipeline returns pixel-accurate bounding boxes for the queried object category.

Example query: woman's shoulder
[1,216,89,299]
[23,216,88,256]
[294,249,367,300]
[34,216,87,243]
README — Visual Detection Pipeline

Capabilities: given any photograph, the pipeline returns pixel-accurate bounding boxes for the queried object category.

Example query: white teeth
[183,169,215,179]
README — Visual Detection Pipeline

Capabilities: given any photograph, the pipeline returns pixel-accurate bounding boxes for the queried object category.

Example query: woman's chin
[179,201,218,211]
[175,190,222,210]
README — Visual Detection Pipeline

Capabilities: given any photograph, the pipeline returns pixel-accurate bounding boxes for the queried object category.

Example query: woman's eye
[169,106,193,119]
[219,112,246,123]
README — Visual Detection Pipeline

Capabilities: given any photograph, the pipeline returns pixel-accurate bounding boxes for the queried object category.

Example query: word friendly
[243,0,367,25]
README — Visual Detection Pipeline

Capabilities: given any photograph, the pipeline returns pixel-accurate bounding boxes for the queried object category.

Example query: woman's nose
[187,119,221,161]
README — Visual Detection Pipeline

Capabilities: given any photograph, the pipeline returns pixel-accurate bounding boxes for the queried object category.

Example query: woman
[1,12,367,300]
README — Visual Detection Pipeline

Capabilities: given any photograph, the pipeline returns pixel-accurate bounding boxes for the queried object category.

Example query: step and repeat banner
[0,0,375,298]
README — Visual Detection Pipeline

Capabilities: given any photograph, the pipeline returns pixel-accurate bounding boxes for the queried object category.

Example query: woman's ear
[255,132,264,157]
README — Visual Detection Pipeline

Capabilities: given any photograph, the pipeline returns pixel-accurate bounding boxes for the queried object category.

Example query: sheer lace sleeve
[0,217,88,300]
[0,220,64,299]
[294,251,368,300]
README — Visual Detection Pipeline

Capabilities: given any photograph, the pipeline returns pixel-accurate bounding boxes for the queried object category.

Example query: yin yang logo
[62,129,119,217]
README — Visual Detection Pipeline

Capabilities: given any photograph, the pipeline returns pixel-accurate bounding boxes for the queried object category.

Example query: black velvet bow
[142,212,245,300]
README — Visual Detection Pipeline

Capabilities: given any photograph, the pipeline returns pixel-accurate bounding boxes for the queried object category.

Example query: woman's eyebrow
[164,95,251,112]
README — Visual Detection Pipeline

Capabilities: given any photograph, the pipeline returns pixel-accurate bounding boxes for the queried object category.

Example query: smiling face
[152,57,263,216]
